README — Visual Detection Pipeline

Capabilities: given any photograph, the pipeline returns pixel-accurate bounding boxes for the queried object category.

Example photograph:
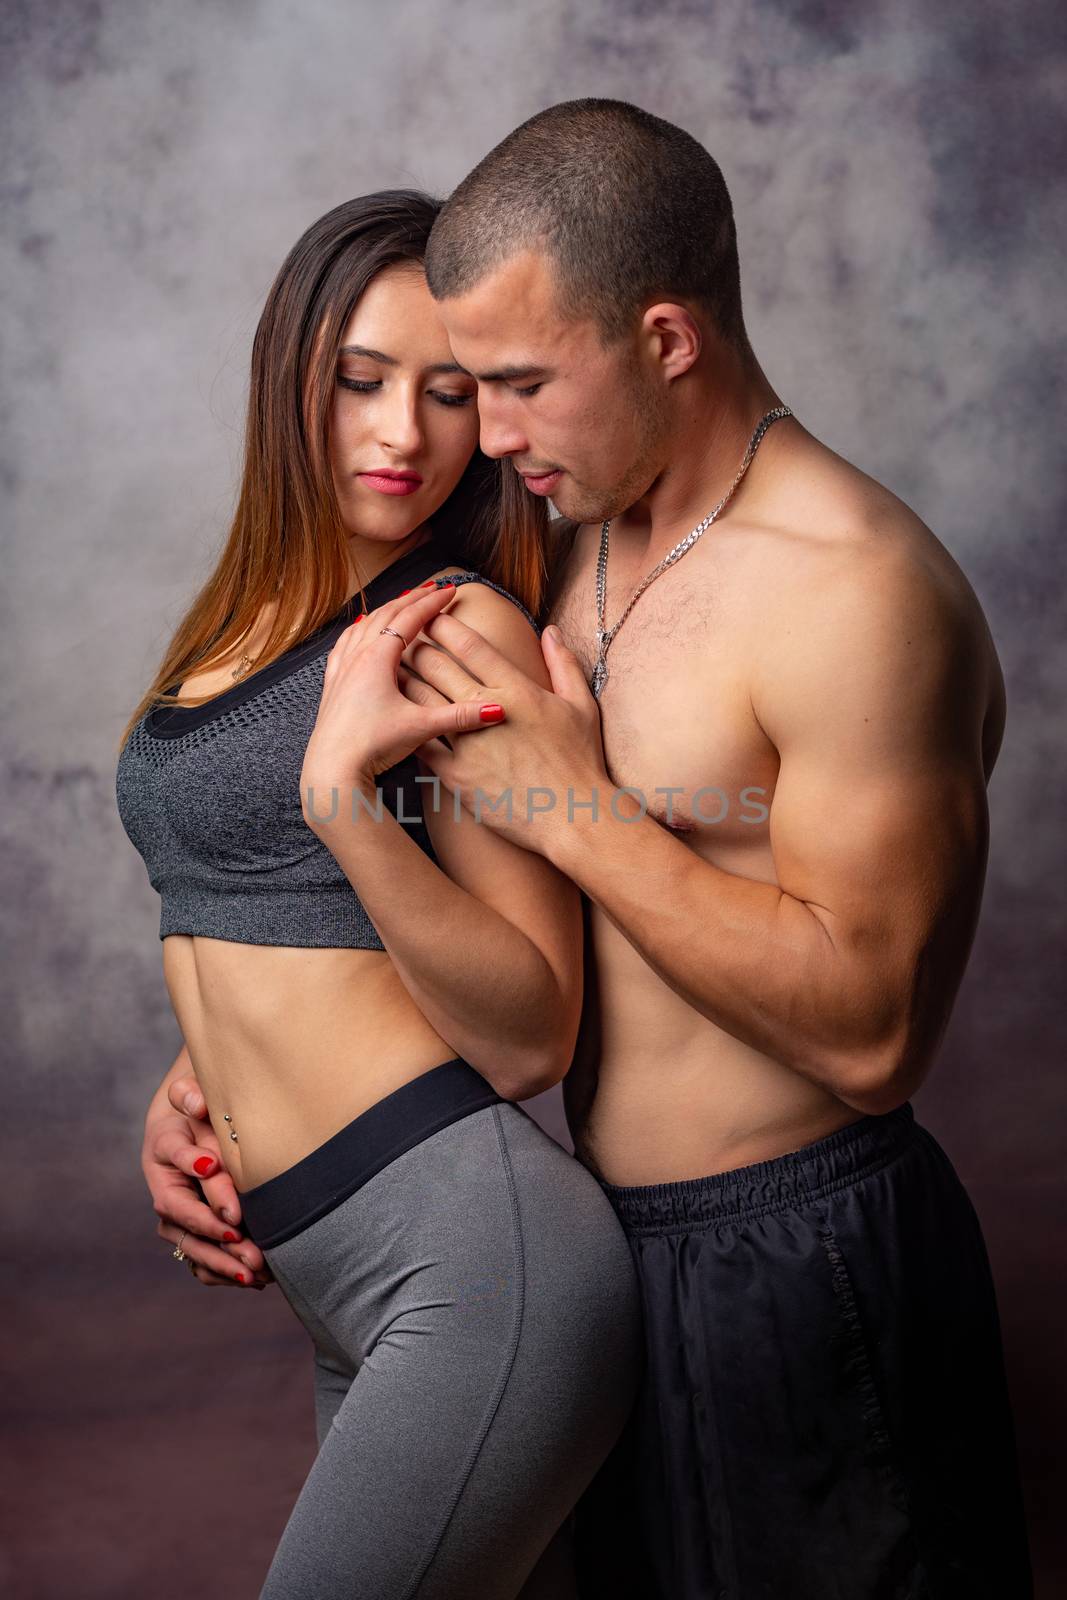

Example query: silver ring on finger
[379,625,405,641]
[173,1229,188,1262]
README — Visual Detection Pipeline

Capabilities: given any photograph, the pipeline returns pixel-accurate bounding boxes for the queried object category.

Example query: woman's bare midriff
[163,934,460,1192]
[159,554,478,1191]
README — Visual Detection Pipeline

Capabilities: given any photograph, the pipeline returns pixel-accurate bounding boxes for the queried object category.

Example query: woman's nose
[379,395,425,457]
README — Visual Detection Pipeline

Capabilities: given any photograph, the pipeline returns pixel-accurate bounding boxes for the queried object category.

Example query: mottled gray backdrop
[2,0,1064,1594]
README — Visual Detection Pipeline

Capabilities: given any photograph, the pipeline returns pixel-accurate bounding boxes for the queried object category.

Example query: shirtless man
[142,101,1032,1595]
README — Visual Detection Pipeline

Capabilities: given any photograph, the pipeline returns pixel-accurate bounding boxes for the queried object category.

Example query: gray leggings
[239,1062,644,1598]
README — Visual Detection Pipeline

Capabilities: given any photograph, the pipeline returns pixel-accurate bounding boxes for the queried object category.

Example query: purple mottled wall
[2,1,1064,1595]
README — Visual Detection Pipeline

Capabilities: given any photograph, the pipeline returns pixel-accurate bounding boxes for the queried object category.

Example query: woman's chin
[338,505,427,544]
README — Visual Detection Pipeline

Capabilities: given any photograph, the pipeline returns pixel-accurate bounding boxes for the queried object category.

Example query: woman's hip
[239,1060,642,1377]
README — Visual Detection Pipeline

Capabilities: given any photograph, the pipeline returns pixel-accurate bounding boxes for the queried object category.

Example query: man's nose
[478,402,527,461]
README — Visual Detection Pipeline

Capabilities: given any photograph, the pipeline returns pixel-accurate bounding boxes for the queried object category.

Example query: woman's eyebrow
[338,343,468,376]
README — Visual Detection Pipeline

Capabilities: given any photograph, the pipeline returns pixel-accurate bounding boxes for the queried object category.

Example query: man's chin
[547,481,617,525]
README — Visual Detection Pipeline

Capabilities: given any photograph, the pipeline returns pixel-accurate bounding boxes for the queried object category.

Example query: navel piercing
[223,1112,238,1143]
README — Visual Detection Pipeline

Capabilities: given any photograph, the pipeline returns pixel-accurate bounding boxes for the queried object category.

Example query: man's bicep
[768,738,966,953]
[759,550,990,959]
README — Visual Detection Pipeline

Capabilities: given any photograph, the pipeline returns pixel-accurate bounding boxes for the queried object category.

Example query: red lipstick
[358,468,423,497]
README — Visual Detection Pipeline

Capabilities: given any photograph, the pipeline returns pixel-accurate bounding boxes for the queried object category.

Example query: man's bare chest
[547,543,779,847]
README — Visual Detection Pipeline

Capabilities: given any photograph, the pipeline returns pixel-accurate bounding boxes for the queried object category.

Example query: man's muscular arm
[549,543,994,1114]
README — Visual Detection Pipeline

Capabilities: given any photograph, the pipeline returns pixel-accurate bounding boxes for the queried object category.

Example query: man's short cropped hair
[425,98,750,351]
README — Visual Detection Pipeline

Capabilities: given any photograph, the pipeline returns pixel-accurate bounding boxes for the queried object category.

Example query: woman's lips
[520,469,563,496]
[357,471,423,497]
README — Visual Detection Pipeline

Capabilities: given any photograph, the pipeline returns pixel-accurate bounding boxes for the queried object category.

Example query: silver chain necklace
[589,405,792,699]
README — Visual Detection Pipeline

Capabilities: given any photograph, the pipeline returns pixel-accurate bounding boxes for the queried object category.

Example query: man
[143,100,1031,1596]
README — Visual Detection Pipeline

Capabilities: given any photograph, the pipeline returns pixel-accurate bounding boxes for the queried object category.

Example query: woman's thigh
[258,1104,642,1599]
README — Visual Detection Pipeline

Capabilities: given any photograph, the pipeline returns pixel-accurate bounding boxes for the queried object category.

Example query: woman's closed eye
[337,376,475,408]
[429,389,476,407]
[337,376,380,394]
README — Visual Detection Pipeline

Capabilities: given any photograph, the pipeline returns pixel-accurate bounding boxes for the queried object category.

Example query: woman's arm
[305,583,583,1102]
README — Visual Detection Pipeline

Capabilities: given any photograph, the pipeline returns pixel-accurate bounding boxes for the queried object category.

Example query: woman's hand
[300,581,508,821]
[142,1073,273,1289]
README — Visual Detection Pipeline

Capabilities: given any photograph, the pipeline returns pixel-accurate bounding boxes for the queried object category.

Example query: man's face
[436,249,670,524]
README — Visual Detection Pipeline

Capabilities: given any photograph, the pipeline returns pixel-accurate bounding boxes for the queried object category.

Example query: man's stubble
[550,353,673,529]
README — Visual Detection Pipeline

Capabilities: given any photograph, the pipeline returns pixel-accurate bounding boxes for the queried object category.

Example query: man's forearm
[545,787,906,1108]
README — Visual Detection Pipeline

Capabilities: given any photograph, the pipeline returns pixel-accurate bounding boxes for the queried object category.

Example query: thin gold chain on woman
[589,405,792,699]
[231,620,301,681]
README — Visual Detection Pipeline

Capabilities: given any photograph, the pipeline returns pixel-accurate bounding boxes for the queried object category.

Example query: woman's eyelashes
[337,376,475,408]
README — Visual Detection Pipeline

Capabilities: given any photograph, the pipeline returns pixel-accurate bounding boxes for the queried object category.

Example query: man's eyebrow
[337,344,467,376]
[470,364,548,383]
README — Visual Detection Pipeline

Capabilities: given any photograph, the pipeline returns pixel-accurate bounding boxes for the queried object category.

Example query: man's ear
[641,301,702,382]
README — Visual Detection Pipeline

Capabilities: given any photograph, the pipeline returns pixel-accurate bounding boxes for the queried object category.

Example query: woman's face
[328,262,479,546]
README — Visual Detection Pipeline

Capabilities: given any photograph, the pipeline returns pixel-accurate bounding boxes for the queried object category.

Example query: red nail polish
[193,1156,216,1176]
[223,1231,239,1242]
[353,613,363,623]
[419,581,436,588]
[440,583,455,590]
[399,588,411,595]
[236,1273,248,1283]
[479,704,505,723]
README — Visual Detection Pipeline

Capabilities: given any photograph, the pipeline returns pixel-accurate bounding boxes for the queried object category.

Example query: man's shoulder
[753,489,1001,752]
[763,445,977,627]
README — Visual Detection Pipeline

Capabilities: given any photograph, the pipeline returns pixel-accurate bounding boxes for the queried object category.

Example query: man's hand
[143,1074,273,1289]
[301,583,508,816]
[402,616,609,857]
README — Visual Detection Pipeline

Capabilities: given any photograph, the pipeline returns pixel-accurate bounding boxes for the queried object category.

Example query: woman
[116,190,642,1599]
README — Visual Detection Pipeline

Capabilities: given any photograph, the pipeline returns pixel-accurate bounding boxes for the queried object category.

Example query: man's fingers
[168,1072,208,1119]
[405,637,486,699]
[396,664,446,709]
[540,623,597,706]
[413,737,458,790]
[421,609,525,691]
[397,662,500,731]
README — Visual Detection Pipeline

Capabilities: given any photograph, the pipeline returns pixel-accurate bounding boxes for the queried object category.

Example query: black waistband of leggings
[598,1103,919,1233]
[238,1057,504,1250]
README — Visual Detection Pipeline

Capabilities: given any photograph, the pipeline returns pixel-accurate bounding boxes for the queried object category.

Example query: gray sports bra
[114,540,540,949]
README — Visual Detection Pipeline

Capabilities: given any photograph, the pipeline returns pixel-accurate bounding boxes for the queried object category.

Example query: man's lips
[357,469,423,497]
[519,468,563,496]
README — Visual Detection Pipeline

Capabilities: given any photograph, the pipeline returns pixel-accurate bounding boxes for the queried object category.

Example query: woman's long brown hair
[117,190,555,753]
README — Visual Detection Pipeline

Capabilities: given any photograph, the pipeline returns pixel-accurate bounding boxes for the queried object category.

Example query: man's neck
[618,352,788,565]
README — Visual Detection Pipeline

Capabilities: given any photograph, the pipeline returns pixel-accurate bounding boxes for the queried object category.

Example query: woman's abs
[162,935,459,1191]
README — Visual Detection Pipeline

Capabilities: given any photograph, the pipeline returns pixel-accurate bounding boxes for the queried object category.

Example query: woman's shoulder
[424,566,541,636]
[420,567,548,685]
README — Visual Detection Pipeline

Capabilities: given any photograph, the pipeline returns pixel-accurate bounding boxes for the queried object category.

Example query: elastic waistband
[239,1057,504,1249]
[598,1103,918,1233]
